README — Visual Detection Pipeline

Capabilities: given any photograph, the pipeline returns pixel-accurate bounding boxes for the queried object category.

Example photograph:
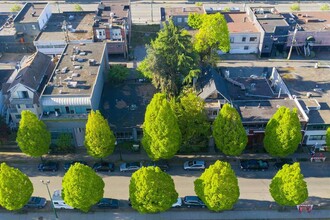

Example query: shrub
[290,3,300,11]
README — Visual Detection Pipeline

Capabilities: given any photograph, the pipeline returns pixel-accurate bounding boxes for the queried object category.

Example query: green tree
[171,90,210,152]
[263,106,302,157]
[55,133,74,153]
[290,3,300,11]
[129,166,178,213]
[0,115,10,145]
[142,93,181,160]
[74,4,83,11]
[187,13,204,29]
[137,20,199,96]
[269,162,308,206]
[10,4,22,12]
[16,110,51,158]
[194,160,239,211]
[213,104,247,156]
[326,127,330,147]
[85,110,115,159]
[0,163,33,211]
[108,65,129,84]
[62,163,104,212]
[320,4,330,11]
[193,13,230,63]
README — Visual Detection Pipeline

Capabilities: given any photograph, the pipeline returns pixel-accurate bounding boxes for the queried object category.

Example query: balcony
[9,98,33,105]
[41,111,88,121]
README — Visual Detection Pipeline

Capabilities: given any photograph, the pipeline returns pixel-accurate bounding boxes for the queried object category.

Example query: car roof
[192,160,204,165]
[184,196,199,200]
[128,162,140,166]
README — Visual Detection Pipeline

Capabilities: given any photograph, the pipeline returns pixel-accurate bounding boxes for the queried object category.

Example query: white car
[183,160,206,170]
[119,162,142,172]
[172,198,182,208]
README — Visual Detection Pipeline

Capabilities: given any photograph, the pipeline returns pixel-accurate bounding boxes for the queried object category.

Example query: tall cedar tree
[171,90,210,150]
[190,13,230,62]
[129,166,178,213]
[213,103,247,156]
[326,127,330,147]
[62,163,104,212]
[263,107,302,157]
[16,110,51,157]
[269,162,308,206]
[142,93,181,160]
[195,160,239,211]
[0,163,33,210]
[138,20,199,96]
[84,110,116,158]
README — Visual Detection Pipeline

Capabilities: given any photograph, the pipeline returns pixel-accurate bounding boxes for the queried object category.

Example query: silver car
[183,160,205,170]
[120,162,142,172]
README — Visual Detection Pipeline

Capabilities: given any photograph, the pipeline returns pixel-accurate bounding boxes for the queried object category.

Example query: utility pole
[287,25,298,60]
[41,180,58,220]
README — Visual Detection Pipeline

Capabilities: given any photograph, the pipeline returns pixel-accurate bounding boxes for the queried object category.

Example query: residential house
[2,52,55,127]
[40,43,108,146]
[0,69,15,117]
[94,1,131,57]
[160,6,204,28]
[34,12,95,55]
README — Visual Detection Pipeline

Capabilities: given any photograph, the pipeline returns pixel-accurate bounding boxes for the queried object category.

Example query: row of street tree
[0,160,308,213]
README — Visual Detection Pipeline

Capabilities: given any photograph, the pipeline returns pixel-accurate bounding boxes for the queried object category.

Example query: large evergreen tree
[194,160,239,211]
[16,110,51,157]
[138,20,199,96]
[142,93,181,160]
[213,103,247,156]
[269,162,308,206]
[85,110,116,159]
[129,166,178,213]
[325,127,330,147]
[171,90,210,152]
[62,163,104,212]
[263,107,302,157]
[0,163,33,211]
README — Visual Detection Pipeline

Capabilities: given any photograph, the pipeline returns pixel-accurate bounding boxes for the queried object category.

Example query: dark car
[97,198,119,209]
[24,197,47,209]
[274,158,294,170]
[145,160,170,171]
[240,159,269,171]
[183,196,206,208]
[38,161,59,172]
[64,161,88,171]
[92,162,115,172]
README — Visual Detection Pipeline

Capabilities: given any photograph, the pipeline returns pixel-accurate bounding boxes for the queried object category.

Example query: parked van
[52,190,74,209]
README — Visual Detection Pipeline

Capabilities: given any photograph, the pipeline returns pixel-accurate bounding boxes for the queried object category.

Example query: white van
[52,190,74,209]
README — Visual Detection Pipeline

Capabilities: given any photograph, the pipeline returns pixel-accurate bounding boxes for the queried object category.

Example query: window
[17,104,21,109]
[230,37,235,43]
[25,104,34,108]
[242,37,246,42]
[15,114,21,119]
[96,29,106,40]
[244,46,249,50]
[177,17,182,23]
[250,37,257,42]
[184,17,188,23]
[17,91,29,98]
[309,135,326,141]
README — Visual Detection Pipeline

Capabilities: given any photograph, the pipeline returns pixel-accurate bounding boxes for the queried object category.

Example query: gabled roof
[7,52,54,93]
[197,69,230,101]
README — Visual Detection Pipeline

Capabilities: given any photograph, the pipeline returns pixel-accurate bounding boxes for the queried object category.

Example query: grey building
[160,6,204,28]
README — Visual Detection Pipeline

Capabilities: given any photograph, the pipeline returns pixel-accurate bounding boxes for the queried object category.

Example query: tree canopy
[213,103,247,156]
[74,4,83,11]
[108,64,129,84]
[194,160,239,211]
[263,106,302,157]
[129,166,178,213]
[84,110,116,159]
[10,4,21,12]
[187,13,204,29]
[142,93,181,160]
[62,163,104,212]
[326,127,330,147]
[269,162,308,206]
[137,20,199,96]
[190,13,230,62]
[16,110,51,157]
[0,163,33,211]
[171,90,210,152]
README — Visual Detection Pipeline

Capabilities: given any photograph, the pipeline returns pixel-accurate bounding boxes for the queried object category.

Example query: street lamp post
[40,180,58,220]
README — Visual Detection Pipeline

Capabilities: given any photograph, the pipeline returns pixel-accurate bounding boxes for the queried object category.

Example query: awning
[41,97,91,106]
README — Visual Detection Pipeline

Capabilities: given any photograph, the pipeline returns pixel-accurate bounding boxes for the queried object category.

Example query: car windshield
[188,161,194,166]
[129,162,139,167]
[31,197,41,203]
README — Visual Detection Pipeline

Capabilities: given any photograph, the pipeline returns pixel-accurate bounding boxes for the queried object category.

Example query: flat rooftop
[277,66,330,124]
[43,43,105,96]
[223,12,258,33]
[295,12,330,31]
[0,15,16,36]
[36,12,94,42]
[165,6,204,17]
[96,2,129,28]
[258,19,288,33]
[250,7,288,33]
[14,3,46,23]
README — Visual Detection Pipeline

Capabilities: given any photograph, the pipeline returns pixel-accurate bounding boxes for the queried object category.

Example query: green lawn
[131,24,160,47]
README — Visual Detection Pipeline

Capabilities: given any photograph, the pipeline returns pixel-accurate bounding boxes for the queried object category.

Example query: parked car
[183,160,205,170]
[182,196,205,208]
[92,162,115,172]
[120,162,142,172]
[24,197,47,209]
[38,161,59,172]
[144,160,170,171]
[274,158,294,170]
[64,161,88,171]
[172,197,182,208]
[97,198,119,209]
[240,159,269,171]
